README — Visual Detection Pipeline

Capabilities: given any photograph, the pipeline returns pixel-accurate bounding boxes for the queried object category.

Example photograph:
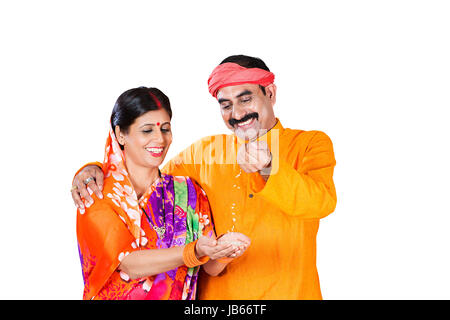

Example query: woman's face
[116,109,172,170]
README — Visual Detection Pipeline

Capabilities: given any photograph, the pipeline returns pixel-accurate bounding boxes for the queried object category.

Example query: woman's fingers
[199,233,251,260]
[229,244,250,258]
[210,243,236,259]
[218,232,251,247]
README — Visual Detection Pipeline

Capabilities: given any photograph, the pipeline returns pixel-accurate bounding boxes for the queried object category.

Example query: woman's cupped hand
[195,232,251,260]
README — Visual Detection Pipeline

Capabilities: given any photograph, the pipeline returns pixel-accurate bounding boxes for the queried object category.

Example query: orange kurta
[162,119,337,299]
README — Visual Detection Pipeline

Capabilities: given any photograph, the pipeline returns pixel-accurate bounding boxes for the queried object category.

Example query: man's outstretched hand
[71,165,104,210]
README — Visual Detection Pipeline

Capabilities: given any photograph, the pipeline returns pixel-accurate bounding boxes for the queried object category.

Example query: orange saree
[76,129,214,299]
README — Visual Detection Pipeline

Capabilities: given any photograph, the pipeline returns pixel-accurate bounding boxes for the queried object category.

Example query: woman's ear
[115,125,125,146]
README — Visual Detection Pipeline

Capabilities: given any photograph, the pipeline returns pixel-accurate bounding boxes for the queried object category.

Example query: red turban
[207,62,275,98]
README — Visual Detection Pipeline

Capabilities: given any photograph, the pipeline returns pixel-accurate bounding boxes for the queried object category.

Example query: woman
[76,87,250,300]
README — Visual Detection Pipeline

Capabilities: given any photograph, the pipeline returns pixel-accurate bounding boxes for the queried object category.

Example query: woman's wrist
[183,240,209,268]
[194,239,205,258]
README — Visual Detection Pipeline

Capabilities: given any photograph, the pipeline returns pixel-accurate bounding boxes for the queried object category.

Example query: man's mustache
[229,113,259,127]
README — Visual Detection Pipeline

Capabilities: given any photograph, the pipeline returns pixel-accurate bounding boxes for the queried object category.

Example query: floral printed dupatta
[77,129,214,300]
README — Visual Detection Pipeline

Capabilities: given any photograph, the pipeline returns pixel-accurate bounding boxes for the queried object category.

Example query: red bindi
[156,122,160,126]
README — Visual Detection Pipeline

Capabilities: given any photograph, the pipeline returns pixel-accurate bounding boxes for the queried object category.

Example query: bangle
[183,240,209,268]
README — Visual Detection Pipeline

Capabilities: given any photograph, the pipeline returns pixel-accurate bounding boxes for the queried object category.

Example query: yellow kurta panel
[163,120,337,300]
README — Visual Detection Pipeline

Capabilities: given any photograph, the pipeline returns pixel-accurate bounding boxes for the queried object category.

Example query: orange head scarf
[207,62,275,98]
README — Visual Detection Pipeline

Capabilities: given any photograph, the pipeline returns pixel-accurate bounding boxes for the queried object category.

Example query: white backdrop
[0,0,449,299]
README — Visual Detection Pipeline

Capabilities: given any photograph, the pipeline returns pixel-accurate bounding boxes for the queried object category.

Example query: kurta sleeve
[250,131,337,219]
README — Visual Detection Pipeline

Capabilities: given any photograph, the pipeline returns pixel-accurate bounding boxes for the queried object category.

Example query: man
[72,55,337,299]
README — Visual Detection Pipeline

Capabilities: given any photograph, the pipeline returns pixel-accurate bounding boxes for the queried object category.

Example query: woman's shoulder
[169,174,201,187]
[165,174,192,184]
[166,174,207,196]
[77,193,117,220]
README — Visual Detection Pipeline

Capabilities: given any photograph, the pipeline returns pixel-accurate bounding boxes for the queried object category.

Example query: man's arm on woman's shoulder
[71,161,104,210]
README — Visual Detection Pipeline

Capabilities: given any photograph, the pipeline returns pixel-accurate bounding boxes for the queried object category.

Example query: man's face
[217,83,277,141]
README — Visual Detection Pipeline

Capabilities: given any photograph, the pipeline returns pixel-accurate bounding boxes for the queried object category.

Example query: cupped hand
[195,236,238,260]
[217,232,251,259]
[218,232,251,246]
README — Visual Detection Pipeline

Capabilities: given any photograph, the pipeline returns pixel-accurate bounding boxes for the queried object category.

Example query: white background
[0,0,449,299]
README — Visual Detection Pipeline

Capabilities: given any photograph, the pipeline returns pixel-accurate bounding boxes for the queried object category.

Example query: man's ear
[265,83,277,106]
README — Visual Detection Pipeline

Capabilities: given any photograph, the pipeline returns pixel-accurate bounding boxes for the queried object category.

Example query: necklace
[141,172,166,239]
[148,217,166,239]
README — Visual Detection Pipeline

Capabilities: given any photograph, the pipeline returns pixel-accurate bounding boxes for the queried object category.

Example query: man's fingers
[238,142,270,172]
[237,152,259,172]
[71,187,85,210]
[247,142,271,160]
[71,164,104,210]
[246,152,260,166]
[248,147,270,166]
[94,167,104,191]
[87,179,103,200]
[78,183,94,206]
[247,140,269,151]
[72,178,87,207]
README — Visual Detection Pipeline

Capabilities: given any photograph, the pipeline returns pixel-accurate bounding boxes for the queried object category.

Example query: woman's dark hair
[220,55,270,95]
[111,87,172,149]
[111,86,172,133]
